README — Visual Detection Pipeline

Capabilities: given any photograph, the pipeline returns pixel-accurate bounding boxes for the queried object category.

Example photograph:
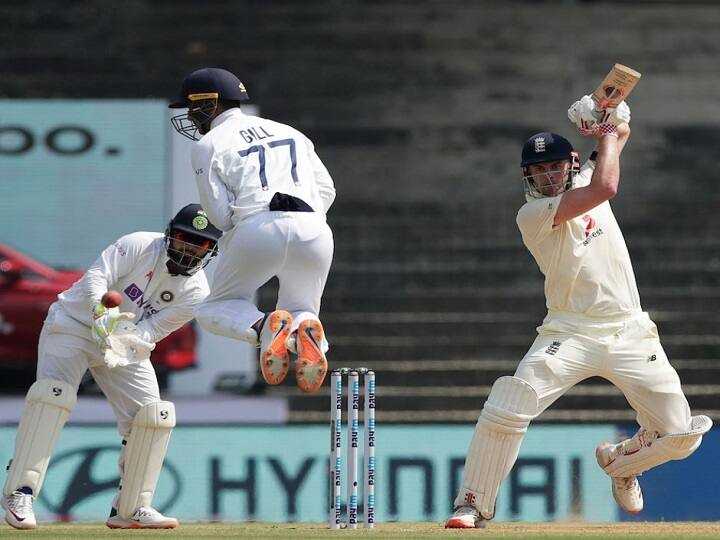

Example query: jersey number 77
[238,138,299,191]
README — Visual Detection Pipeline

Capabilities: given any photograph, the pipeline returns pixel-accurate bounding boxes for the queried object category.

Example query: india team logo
[192,215,208,230]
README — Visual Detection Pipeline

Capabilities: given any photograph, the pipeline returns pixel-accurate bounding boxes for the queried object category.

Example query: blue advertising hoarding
[0,424,617,523]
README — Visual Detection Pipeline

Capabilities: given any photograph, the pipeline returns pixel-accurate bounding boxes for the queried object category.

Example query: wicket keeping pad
[118,401,176,518]
[3,379,77,497]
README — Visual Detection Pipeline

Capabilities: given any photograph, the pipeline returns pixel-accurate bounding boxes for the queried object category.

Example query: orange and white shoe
[445,506,485,528]
[295,319,328,393]
[259,310,293,385]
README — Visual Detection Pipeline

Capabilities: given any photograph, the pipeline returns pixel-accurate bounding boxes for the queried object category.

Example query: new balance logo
[545,341,561,356]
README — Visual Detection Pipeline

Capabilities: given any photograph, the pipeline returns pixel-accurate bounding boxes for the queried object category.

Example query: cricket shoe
[595,443,643,513]
[259,310,293,385]
[445,506,486,528]
[2,490,37,530]
[106,506,178,529]
[295,319,328,393]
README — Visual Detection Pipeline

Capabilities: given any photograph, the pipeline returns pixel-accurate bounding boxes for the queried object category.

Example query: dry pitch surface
[0,522,718,539]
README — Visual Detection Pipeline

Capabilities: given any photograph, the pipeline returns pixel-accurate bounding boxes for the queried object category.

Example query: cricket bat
[592,64,642,111]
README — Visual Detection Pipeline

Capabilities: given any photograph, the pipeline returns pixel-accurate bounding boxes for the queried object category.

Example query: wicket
[329,367,375,529]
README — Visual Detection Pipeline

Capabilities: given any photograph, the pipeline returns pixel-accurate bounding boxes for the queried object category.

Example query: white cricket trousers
[515,310,693,435]
[196,211,334,342]
[36,305,161,437]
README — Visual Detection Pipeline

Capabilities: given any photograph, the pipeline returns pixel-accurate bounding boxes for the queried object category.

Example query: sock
[251,314,267,338]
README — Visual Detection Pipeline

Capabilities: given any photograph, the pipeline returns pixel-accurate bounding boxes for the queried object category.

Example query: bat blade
[592,64,642,111]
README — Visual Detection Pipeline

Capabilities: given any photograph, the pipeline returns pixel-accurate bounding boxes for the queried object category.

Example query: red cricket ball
[101,290,123,308]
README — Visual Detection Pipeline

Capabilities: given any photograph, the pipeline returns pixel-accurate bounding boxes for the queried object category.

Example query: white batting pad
[600,415,712,478]
[118,401,176,518]
[3,379,76,497]
[454,376,538,518]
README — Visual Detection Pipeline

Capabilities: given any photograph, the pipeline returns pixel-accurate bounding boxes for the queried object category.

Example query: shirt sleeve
[516,195,563,248]
[191,139,235,232]
[136,282,209,343]
[573,159,596,188]
[82,234,145,307]
[305,136,336,213]
[136,302,194,343]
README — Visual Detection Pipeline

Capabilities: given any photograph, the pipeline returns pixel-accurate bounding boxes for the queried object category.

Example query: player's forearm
[590,134,621,197]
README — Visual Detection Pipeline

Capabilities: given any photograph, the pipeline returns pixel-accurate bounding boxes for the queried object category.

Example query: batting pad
[3,379,76,497]
[602,415,712,478]
[118,401,176,519]
[454,376,538,519]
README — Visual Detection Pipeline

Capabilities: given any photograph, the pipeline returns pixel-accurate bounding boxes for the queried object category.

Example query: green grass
[0,522,719,539]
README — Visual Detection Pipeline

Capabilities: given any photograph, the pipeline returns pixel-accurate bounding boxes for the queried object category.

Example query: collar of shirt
[210,107,246,130]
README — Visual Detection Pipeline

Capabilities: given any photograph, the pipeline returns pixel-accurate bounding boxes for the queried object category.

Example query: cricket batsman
[446,96,712,528]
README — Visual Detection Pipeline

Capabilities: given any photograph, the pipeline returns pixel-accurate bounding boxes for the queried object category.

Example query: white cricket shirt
[53,232,210,343]
[516,161,641,318]
[191,108,336,232]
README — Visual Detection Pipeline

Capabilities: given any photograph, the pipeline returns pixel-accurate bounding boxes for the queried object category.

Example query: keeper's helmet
[521,132,580,200]
[168,67,249,140]
[164,204,222,276]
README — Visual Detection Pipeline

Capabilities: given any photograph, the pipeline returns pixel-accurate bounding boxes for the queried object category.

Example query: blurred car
[0,243,197,390]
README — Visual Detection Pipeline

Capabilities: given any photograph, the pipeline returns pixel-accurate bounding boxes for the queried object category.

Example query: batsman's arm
[552,124,629,225]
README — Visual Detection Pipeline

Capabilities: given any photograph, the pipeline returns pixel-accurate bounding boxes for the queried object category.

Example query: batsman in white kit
[169,67,336,394]
[446,97,712,528]
[2,204,222,530]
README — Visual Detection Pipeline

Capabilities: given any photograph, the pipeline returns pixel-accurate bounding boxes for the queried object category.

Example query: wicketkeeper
[2,204,221,530]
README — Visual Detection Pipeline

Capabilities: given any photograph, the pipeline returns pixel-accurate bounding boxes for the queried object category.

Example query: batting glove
[568,95,630,136]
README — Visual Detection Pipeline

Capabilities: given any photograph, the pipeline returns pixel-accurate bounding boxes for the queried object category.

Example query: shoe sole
[260,311,293,385]
[295,320,328,394]
[4,516,37,530]
[106,518,178,529]
[445,516,484,528]
[106,522,178,529]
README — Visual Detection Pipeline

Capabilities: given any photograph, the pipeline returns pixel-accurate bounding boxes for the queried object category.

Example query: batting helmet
[521,132,574,167]
[521,132,580,200]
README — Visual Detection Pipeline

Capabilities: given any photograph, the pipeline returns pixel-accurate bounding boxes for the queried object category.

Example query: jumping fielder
[2,204,222,530]
[446,98,712,528]
[169,67,336,394]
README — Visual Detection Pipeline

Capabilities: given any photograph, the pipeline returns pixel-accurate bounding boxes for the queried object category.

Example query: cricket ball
[101,290,123,308]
